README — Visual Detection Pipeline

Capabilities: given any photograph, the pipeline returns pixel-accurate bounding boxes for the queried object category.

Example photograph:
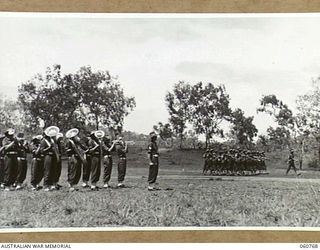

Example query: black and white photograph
[0,13,320,229]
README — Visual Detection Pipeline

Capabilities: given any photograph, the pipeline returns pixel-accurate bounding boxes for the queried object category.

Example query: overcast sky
[0,14,320,135]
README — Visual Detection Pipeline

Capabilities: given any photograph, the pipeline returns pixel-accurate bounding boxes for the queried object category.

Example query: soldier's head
[17,132,25,142]
[149,131,157,142]
[103,135,111,144]
[5,128,15,139]
[56,132,64,142]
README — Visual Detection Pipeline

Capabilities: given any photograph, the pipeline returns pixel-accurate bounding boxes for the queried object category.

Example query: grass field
[1,148,320,228]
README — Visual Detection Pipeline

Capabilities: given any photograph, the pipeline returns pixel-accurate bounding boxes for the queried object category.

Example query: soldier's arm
[3,138,17,151]
[39,140,51,154]
[147,144,153,163]
[88,140,99,153]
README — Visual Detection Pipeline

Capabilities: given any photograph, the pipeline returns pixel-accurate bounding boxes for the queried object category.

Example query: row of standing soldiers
[0,126,161,191]
[203,148,267,175]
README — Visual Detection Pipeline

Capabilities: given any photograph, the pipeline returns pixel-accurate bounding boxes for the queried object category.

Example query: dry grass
[1,148,320,228]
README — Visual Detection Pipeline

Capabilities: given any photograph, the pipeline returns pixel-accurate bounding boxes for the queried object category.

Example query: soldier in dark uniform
[52,132,64,189]
[286,149,300,176]
[0,133,5,188]
[102,135,116,188]
[82,133,91,188]
[15,133,29,190]
[40,126,60,191]
[2,128,19,191]
[30,135,44,191]
[65,128,85,192]
[147,132,160,191]
[88,131,103,190]
[115,136,128,188]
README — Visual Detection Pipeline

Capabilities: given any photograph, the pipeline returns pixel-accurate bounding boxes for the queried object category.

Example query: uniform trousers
[0,157,4,184]
[148,155,159,184]
[43,154,57,187]
[83,154,91,183]
[103,155,113,183]
[16,157,27,185]
[52,158,62,184]
[31,158,44,187]
[90,155,101,184]
[286,162,297,174]
[4,155,18,186]
[67,155,82,186]
[118,157,127,183]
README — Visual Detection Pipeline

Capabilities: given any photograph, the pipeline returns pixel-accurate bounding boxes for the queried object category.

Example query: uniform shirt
[2,137,19,154]
[0,138,4,158]
[88,138,101,156]
[17,140,29,158]
[102,141,112,156]
[30,141,43,158]
[39,137,59,159]
[288,154,294,164]
[66,139,86,157]
[148,141,158,156]
[115,141,127,158]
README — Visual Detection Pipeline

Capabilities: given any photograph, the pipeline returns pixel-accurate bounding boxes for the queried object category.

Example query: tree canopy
[18,65,136,133]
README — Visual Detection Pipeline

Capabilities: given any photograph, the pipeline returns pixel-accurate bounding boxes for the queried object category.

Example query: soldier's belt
[120,157,126,160]
[153,154,159,157]
[33,157,43,161]
[18,157,26,161]
[6,151,18,155]
[70,154,82,159]
[104,155,112,158]
[45,152,54,156]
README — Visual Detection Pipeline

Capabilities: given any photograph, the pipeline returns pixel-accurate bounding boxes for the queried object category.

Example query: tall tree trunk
[205,134,209,149]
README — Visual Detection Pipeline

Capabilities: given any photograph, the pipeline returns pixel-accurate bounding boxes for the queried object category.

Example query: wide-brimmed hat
[44,126,60,137]
[94,130,105,139]
[66,128,79,139]
[5,128,15,137]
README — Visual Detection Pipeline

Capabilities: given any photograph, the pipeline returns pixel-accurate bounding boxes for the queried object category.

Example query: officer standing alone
[147,132,160,191]
[286,149,300,176]
[114,136,128,188]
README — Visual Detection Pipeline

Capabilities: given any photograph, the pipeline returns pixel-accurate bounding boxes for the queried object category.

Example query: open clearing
[1,149,320,228]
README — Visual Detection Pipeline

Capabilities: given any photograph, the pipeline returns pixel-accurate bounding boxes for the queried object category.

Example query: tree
[0,97,25,134]
[189,82,232,148]
[257,94,295,128]
[75,66,136,131]
[165,81,192,148]
[230,108,258,148]
[153,122,174,147]
[18,65,84,132]
[257,94,295,147]
[296,79,320,163]
[266,126,291,150]
[18,65,136,133]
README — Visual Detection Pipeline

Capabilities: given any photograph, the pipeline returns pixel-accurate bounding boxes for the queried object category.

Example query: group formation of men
[0,126,161,192]
[202,148,267,175]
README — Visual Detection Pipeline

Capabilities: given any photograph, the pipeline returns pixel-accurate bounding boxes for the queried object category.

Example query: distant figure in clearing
[286,149,301,176]
[147,131,160,191]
